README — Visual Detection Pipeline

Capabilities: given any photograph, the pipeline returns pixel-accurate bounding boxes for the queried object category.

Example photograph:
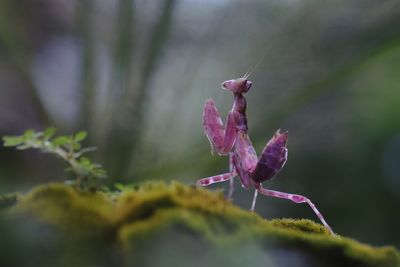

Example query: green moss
[12,184,114,236]
[3,182,399,267]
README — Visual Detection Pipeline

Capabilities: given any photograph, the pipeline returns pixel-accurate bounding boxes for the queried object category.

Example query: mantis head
[221,78,252,94]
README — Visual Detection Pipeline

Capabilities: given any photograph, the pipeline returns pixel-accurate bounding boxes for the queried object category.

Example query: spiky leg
[197,171,237,187]
[203,99,238,155]
[254,184,335,235]
[250,189,258,211]
[227,152,235,199]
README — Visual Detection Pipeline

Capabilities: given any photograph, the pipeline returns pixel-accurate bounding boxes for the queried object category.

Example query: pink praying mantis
[196,77,335,235]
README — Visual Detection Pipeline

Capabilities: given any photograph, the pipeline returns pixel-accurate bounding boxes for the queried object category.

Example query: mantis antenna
[243,51,268,79]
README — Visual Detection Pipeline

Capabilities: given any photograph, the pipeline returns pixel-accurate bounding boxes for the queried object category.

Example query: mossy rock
[0,182,398,267]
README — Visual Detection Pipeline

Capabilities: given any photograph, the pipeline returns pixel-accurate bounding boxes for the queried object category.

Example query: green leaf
[114,183,126,191]
[43,127,56,139]
[74,131,87,142]
[114,182,135,191]
[79,157,92,166]
[3,136,24,147]
[72,142,81,151]
[22,129,35,141]
[53,136,71,146]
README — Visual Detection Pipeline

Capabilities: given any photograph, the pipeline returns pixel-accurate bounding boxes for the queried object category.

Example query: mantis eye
[244,80,252,92]
[246,81,253,92]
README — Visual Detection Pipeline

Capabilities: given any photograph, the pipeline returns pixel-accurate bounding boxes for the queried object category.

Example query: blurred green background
[0,0,399,248]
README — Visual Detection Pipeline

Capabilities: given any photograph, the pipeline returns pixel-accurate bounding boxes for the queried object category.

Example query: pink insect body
[197,78,335,235]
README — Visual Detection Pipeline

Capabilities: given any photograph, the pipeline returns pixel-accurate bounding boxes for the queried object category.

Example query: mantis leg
[227,178,235,200]
[235,133,258,172]
[197,171,237,187]
[203,99,238,155]
[254,184,335,235]
[227,152,235,199]
[250,189,258,211]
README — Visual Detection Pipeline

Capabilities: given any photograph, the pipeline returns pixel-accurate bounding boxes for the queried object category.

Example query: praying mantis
[196,76,335,235]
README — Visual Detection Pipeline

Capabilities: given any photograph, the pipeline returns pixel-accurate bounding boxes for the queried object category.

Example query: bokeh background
[0,0,399,248]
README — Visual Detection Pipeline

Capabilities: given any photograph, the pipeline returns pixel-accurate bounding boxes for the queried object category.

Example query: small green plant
[3,127,106,190]
[114,182,139,192]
